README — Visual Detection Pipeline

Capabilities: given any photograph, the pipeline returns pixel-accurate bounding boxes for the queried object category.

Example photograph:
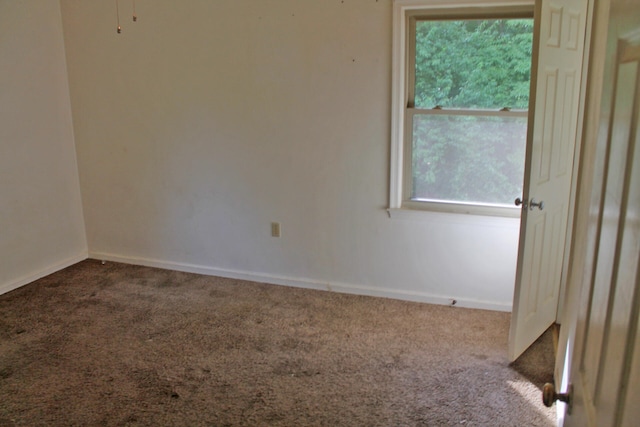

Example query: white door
[561,1,640,424]
[509,0,590,361]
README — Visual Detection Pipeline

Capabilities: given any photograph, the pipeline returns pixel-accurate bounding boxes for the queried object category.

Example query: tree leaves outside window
[410,19,533,206]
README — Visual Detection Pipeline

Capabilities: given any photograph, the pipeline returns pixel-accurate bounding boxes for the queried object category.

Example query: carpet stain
[0,366,13,379]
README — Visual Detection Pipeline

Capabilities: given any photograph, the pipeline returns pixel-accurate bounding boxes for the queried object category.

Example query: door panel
[509,0,589,361]
[526,215,546,315]
[538,68,559,183]
[547,206,565,298]
[558,71,577,176]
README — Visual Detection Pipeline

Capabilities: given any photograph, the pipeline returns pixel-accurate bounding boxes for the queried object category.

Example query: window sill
[387,202,522,220]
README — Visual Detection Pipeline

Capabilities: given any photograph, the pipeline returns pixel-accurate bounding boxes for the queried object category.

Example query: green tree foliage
[414,19,533,109]
[411,19,533,205]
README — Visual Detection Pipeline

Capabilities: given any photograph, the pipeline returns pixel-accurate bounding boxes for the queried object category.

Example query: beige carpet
[0,260,556,426]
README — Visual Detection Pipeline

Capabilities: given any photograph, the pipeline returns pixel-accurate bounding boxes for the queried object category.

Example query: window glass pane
[414,19,533,109]
[411,114,527,206]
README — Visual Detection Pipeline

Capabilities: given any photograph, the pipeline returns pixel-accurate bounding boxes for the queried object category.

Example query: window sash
[407,108,528,117]
[402,108,529,210]
[406,9,533,110]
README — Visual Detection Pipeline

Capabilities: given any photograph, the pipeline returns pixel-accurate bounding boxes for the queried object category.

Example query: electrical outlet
[271,222,281,237]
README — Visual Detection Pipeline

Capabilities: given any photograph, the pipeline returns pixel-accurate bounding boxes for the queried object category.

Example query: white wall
[0,1,87,294]
[60,0,520,310]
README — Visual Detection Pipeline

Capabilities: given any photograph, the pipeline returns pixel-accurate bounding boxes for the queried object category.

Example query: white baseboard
[0,252,88,296]
[90,251,512,312]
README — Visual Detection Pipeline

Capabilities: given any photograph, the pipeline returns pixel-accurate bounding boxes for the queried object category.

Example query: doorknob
[529,199,545,210]
[515,197,528,209]
[543,383,572,413]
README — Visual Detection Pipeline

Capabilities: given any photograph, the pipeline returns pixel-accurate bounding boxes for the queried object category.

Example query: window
[390,1,534,217]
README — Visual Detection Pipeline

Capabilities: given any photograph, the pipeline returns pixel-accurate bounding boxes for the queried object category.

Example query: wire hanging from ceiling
[115,0,121,33]
[115,0,137,34]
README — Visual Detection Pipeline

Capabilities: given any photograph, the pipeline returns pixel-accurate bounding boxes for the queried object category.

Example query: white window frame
[389,0,535,219]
